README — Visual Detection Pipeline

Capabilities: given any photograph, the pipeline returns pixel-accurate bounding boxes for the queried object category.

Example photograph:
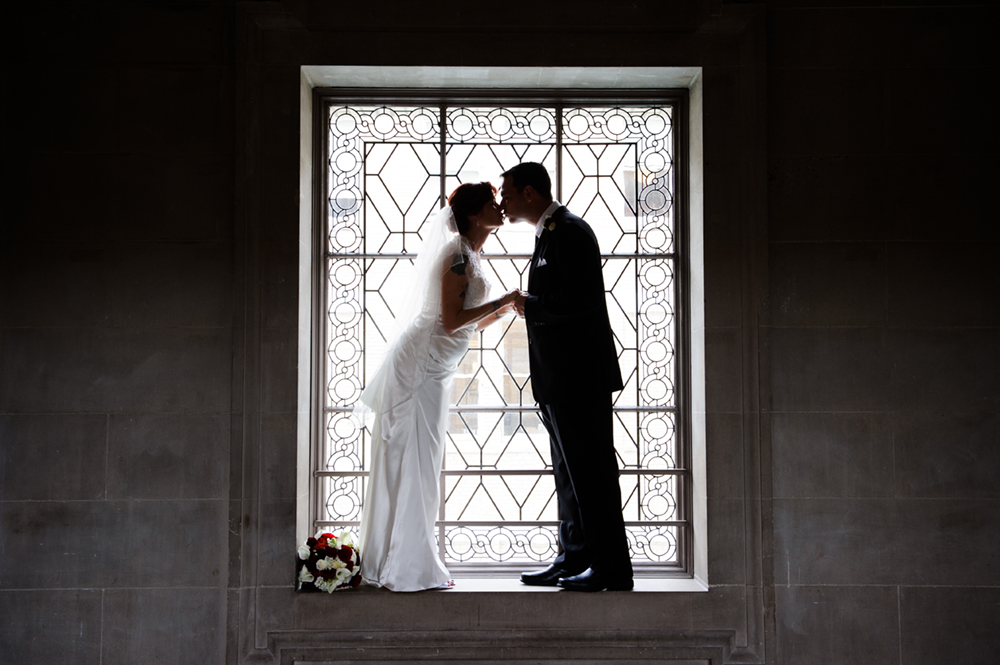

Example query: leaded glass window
[314,91,688,574]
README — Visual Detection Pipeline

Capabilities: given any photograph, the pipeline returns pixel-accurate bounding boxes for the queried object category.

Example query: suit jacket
[524,206,624,404]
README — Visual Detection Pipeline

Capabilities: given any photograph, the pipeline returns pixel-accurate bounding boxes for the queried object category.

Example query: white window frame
[296,66,707,585]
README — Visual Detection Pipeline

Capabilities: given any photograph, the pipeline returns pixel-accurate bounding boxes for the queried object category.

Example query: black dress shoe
[520,564,581,586]
[557,567,633,592]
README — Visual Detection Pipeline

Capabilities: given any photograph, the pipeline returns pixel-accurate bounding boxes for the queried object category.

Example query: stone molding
[231,1,771,663]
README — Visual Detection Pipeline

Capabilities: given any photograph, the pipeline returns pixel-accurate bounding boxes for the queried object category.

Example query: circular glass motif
[334,112,357,134]
[372,112,395,135]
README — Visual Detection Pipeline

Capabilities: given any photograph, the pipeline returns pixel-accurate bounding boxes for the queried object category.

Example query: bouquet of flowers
[296,530,362,592]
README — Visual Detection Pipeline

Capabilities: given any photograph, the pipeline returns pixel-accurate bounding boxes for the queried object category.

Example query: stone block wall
[767,5,999,664]
[1,3,234,663]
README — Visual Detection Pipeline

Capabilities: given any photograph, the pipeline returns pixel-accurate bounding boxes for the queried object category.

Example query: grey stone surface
[0,501,128,588]
[261,66,302,158]
[769,242,885,327]
[103,588,226,665]
[261,413,297,501]
[0,499,226,589]
[0,414,107,501]
[707,498,747,585]
[889,328,1000,413]
[257,499,297,587]
[775,498,1000,586]
[117,66,232,154]
[768,8,886,69]
[107,414,229,500]
[900,586,1000,665]
[775,585,899,665]
[704,327,743,414]
[774,498,898,586]
[260,149,302,239]
[887,242,1000,327]
[107,4,229,65]
[883,6,996,68]
[4,68,117,153]
[124,499,228,587]
[109,153,232,241]
[884,156,996,242]
[0,153,116,241]
[771,412,893,498]
[703,239,743,328]
[260,236,299,330]
[886,67,997,156]
[705,412,745,499]
[0,590,102,665]
[287,583,749,633]
[110,241,232,328]
[769,68,885,156]
[894,412,1000,498]
[893,499,1000,587]
[769,327,892,412]
[0,242,113,327]
[0,328,232,413]
[261,327,298,414]
[769,155,889,242]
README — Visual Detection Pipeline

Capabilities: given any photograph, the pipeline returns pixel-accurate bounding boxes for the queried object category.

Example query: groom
[502,162,633,592]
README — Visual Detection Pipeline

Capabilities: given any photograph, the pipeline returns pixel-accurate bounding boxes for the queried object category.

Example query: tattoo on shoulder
[450,254,469,276]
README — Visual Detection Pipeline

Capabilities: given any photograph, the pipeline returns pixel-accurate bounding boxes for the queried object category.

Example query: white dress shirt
[534,200,563,238]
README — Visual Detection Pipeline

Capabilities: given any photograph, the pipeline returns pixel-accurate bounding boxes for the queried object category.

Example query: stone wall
[767,5,999,663]
[1,2,996,664]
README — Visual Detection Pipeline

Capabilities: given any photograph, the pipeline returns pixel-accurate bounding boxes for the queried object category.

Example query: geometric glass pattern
[316,97,684,572]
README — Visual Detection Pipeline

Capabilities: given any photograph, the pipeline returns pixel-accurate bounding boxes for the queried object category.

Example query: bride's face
[470,200,505,231]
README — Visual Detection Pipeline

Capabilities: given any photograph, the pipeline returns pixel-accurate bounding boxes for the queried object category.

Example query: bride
[358,182,518,592]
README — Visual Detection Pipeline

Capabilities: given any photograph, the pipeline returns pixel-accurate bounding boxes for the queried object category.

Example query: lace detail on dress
[434,238,491,338]
[458,237,491,309]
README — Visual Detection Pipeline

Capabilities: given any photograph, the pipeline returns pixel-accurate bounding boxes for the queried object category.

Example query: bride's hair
[447,182,498,236]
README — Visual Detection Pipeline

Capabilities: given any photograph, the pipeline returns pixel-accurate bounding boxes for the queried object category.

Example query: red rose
[306,537,317,547]
[336,546,353,563]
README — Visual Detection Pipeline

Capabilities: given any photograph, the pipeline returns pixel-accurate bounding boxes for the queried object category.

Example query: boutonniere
[543,216,557,232]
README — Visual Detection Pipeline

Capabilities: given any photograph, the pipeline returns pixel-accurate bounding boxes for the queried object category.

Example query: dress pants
[539,395,633,577]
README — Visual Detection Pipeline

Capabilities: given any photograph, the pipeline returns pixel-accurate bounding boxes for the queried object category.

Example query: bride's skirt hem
[362,575,453,593]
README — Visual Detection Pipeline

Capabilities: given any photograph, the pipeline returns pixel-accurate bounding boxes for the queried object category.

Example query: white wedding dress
[358,235,490,592]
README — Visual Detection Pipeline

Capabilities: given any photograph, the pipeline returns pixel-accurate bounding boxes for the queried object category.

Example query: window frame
[309,87,694,577]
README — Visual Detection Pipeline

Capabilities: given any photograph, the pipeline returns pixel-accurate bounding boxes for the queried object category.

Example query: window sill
[412,577,709,593]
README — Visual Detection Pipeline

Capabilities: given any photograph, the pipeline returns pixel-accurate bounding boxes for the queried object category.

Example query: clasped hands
[497,289,530,318]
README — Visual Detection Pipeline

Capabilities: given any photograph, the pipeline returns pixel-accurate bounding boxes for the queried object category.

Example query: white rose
[330,558,346,570]
[297,545,311,560]
[298,567,314,583]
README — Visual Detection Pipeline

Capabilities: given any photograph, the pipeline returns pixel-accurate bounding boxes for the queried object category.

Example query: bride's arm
[476,303,514,330]
[440,253,518,335]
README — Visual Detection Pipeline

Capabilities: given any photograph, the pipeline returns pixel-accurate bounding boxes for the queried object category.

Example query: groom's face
[500,176,530,224]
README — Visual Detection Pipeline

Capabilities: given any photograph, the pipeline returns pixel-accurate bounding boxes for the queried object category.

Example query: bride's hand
[499,289,520,306]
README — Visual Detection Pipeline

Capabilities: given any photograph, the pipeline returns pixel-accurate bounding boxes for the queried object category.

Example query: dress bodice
[434,237,490,337]
[463,249,490,309]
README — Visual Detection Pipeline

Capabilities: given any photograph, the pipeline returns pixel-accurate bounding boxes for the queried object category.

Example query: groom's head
[500,162,553,224]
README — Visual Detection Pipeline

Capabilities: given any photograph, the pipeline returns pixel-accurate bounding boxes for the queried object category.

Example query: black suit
[524,206,632,578]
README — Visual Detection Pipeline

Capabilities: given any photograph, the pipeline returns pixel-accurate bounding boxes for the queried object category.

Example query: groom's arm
[523,224,605,325]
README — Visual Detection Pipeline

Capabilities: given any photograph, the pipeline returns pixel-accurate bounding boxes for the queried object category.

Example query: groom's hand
[513,290,529,317]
